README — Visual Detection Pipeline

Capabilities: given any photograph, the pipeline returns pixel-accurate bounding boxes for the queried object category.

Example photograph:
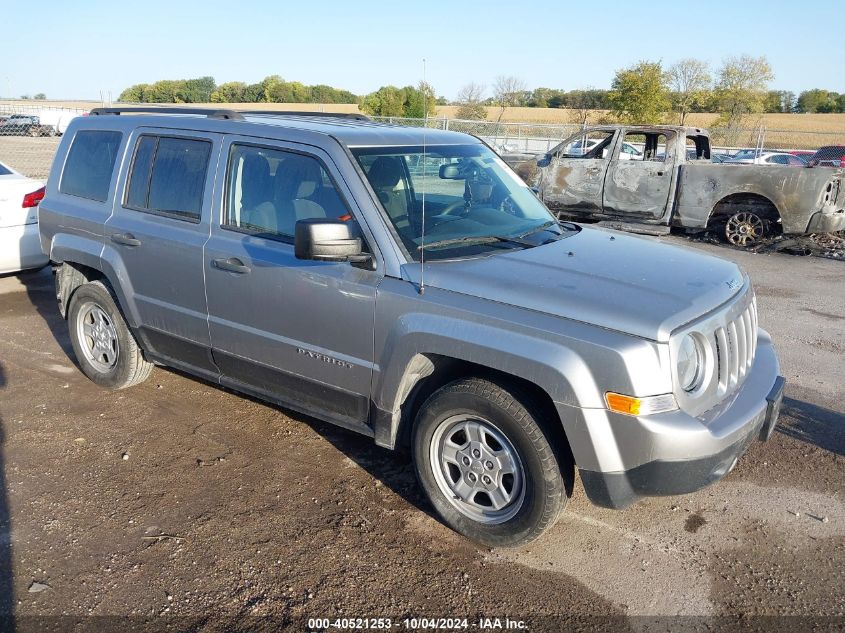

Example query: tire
[67,281,153,389]
[413,377,571,547]
[724,211,768,247]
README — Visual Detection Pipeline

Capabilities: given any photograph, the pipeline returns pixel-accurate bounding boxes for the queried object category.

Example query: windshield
[352,144,571,261]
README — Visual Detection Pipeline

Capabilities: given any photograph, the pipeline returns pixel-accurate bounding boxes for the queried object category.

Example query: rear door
[203,137,380,431]
[539,129,614,216]
[602,129,674,220]
[105,128,222,374]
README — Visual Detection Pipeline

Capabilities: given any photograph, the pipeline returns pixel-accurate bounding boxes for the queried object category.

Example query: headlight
[677,334,703,392]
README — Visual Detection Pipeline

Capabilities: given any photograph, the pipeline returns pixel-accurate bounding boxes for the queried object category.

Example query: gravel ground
[0,237,842,633]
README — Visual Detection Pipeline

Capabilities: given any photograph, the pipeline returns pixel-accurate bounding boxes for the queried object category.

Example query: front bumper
[576,330,783,509]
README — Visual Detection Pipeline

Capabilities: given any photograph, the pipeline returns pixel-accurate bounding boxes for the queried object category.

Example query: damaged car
[506,125,845,246]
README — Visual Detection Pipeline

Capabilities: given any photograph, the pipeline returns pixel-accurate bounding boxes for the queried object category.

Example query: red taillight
[840,158,845,168]
[22,186,45,208]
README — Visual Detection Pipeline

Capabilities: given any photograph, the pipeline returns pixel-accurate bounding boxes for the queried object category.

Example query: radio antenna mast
[419,57,427,295]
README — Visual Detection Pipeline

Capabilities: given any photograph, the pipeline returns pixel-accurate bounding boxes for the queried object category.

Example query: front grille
[713,297,757,397]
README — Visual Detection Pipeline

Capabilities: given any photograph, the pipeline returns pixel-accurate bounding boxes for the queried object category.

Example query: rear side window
[125,135,212,222]
[60,130,123,201]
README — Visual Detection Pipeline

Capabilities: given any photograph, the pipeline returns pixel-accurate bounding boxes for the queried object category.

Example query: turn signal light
[605,392,678,416]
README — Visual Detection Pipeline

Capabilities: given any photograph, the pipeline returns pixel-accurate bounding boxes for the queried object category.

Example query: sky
[5,0,844,101]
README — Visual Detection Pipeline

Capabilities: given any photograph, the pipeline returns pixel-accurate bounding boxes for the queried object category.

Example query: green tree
[181,76,216,103]
[360,85,405,116]
[713,55,773,129]
[33,92,46,100]
[667,58,711,124]
[764,90,796,113]
[796,89,839,113]
[210,81,247,103]
[359,83,435,118]
[118,83,149,102]
[609,61,670,124]
[405,81,436,118]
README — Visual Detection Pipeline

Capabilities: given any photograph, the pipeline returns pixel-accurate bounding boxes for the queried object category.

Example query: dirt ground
[0,238,842,633]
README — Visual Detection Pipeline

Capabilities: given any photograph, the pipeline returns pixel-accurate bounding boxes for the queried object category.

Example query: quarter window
[125,135,211,222]
[224,144,349,240]
[60,130,123,202]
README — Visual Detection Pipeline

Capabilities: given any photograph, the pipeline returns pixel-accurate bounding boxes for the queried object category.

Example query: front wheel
[413,378,571,547]
[67,281,153,389]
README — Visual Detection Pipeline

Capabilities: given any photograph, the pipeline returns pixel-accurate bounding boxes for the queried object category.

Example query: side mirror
[294,218,372,265]
[536,154,551,168]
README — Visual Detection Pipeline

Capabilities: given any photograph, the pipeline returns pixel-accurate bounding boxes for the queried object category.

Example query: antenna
[419,57,427,295]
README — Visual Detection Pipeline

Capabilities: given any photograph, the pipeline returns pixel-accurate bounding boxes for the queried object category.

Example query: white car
[723,150,807,166]
[0,161,49,274]
[564,138,643,160]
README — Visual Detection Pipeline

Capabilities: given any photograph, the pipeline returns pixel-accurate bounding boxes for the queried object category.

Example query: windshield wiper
[517,220,558,239]
[418,234,534,252]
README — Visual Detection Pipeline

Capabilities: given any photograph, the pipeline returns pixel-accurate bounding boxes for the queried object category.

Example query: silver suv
[38,107,784,547]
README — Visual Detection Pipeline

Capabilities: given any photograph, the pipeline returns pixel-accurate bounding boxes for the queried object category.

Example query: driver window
[556,130,614,160]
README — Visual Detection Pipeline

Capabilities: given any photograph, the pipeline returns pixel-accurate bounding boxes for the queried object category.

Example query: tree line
[118,76,357,105]
[115,69,845,124]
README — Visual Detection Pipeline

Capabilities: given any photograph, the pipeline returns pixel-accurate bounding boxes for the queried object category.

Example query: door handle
[657,171,665,176]
[212,257,251,274]
[110,232,141,247]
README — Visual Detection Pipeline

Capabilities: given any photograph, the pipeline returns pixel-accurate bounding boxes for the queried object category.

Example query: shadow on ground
[0,361,15,631]
[777,397,845,457]
[19,267,75,364]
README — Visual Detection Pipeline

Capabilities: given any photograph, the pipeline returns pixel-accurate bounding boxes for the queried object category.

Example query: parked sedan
[0,161,49,274]
[724,150,806,166]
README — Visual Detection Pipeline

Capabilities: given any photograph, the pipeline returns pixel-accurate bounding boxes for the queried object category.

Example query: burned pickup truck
[505,125,845,246]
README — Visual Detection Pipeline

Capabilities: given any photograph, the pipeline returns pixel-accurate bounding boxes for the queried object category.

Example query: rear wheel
[413,377,571,547]
[725,211,767,247]
[67,281,153,389]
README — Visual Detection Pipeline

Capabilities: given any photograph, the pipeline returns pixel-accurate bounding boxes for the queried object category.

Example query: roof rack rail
[89,107,244,121]
[240,110,371,121]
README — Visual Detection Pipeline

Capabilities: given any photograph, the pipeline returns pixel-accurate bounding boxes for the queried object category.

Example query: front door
[539,129,614,216]
[602,130,674,220]
[203,138,381,431]
[104,128,221,374]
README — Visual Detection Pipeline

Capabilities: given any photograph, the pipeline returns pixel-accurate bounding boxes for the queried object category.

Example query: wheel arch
[707,192,783,229]
[374,353,574,474]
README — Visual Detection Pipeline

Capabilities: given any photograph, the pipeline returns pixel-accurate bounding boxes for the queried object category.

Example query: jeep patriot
[38,107,784,546]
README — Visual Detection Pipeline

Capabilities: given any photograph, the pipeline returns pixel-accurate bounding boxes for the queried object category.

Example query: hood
[403,227,746,342]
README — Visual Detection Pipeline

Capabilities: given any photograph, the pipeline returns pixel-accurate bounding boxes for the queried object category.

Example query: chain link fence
[372,116,845,156]
[0,103,88,180]
[1,102,843,182]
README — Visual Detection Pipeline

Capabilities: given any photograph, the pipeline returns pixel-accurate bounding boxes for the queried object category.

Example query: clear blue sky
[6,0,844,101]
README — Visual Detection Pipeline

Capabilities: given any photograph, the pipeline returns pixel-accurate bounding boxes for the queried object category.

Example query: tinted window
[224,144,348,239]
[126,136,156,209]
[125,136,211,221]
[60,130,123,201]
[0,163,12,176]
